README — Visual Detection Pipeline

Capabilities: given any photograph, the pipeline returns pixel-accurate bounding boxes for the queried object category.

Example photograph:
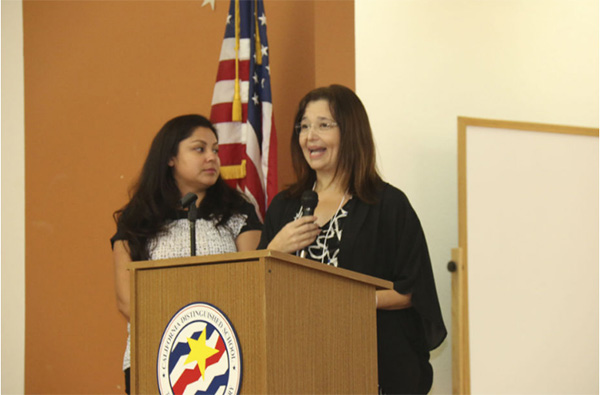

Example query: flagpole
[232,0,242,121]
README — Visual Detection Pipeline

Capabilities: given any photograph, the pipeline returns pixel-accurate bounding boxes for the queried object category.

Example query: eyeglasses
[294,121,338,135]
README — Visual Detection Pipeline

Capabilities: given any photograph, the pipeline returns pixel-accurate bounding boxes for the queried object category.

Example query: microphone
[180,192,198,208]
[299,190,318,258]
[179,193,198,256]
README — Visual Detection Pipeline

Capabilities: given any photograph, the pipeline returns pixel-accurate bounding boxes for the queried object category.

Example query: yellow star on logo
[184,330,219,379]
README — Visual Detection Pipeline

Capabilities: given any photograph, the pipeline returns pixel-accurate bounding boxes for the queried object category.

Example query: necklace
[312,182,349,264]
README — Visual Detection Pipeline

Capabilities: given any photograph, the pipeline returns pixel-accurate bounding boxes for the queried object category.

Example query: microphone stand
[188,203,197,256]
[180,193,198,256]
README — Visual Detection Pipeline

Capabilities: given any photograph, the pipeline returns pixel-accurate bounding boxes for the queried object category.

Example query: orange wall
[315,1,355,88]
[23,0,354,392]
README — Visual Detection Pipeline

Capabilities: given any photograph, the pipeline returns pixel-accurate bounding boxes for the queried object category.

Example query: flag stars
[261,45,268,57]
[253,73,259,84]
[226,14,232,24]
[258,13,267,26]
[252,93,259,105]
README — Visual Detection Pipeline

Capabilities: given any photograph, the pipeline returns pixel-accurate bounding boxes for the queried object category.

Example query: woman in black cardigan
[258,85,446,394]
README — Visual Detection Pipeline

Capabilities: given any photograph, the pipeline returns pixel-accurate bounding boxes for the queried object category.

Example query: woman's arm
[113,240,132,320]
[376,290,412,310]
[236,230,261,252]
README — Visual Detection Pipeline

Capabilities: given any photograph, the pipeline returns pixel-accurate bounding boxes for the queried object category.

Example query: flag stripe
[216,59,251,82]
[218,143,246,166]
[214,123,243,145]
[211,103,248,126]
[266,112,278,206]
[211,80,250,106]
[245,123,263,173]
[242,156,266,214]
[218,37,251,60]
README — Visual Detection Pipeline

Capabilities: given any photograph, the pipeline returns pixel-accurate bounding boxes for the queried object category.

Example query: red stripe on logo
[172,367,201,395]
[207,336,226,366]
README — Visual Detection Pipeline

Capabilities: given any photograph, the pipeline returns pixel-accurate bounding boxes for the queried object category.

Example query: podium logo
[157,302,242,395]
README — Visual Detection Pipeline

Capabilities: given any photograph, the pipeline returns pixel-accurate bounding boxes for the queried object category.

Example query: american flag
[210,0,278,219]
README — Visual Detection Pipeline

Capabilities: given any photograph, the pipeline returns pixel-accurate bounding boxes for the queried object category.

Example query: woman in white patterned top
[111,115,261,394]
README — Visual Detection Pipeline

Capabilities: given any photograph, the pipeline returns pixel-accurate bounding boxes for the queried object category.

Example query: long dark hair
[288,85,383,203]
[113,114,249,261]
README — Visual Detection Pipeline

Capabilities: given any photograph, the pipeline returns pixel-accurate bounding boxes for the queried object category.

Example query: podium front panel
[264,257,378,394]
[132,259,269,393]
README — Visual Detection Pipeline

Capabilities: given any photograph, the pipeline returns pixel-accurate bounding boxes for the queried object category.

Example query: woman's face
[298,99,341,177]
[169,127,220,196]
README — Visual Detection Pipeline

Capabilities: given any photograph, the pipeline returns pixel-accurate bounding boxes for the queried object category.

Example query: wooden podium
[128,250,392,394]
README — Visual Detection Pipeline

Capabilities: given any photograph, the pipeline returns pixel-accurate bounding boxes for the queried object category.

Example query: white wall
[1,0,26,393]
[355,1,598,393]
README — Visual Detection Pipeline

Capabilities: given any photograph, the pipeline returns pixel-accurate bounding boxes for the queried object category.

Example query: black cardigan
[259,182,446,393]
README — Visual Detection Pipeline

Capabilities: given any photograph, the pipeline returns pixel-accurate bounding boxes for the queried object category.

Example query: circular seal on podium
[157,302,242,394]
